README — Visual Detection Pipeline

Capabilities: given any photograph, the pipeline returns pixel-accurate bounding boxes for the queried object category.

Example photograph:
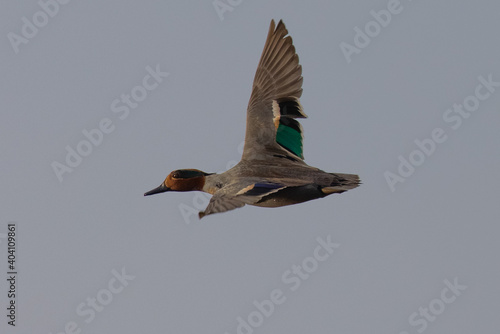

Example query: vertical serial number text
[6,223,17,326]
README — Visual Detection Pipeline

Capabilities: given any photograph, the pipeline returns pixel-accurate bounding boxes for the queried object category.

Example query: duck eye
[172,172,180,179]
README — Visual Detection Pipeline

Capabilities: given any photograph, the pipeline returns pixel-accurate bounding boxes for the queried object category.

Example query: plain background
[1,1,499,333]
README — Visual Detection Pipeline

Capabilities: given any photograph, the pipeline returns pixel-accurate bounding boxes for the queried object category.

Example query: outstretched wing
[199,182,286,218]
[242,20,308,162]
[198,194,248,219]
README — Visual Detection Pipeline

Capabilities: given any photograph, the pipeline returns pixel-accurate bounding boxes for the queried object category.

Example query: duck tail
[321,173,361,195]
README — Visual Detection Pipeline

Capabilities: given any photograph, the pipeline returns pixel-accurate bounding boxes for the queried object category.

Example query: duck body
[145,20,360,218]
[203,160,359,210]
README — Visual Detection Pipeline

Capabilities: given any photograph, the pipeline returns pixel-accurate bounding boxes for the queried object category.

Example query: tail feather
[321,173,360,194]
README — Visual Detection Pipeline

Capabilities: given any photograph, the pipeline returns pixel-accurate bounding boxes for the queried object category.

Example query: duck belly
[251,184,326,208]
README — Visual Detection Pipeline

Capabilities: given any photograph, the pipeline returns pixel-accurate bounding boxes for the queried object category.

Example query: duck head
[144,169,211,196]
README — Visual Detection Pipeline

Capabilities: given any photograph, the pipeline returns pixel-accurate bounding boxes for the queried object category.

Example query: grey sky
[1,0,499,333]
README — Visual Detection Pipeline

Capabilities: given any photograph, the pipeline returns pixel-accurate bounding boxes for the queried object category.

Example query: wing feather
[199,182,286,218]
[242,20,307,162]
